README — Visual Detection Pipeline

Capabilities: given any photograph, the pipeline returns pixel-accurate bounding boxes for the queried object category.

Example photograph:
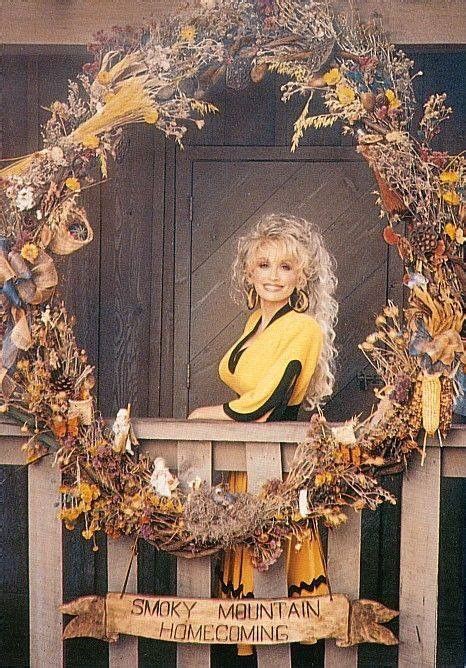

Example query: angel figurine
[150,458,178,498]
[111,404,139,455]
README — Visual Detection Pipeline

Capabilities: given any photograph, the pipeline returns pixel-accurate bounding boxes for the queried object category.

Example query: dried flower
[180,25,197,42]
[439,170,459,184]
[336,83,356,106]
[323,68,341,86]
[442,190,460,206]
[143,110,159,124]
[20,242,39,263]
[444,223,456,240]
[65,177,81,192]
[16,186,34,211]
[385,89,401,110]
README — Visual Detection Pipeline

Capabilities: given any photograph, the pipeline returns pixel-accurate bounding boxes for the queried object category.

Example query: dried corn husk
[49,200,94,255]
[70,78,159,144]
[421,372,441,436]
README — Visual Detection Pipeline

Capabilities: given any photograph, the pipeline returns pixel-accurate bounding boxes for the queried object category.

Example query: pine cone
[409,224,438,257]
[50,371,75,395]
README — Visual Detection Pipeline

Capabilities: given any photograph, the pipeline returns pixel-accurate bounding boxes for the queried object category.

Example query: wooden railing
[1,419,465,668]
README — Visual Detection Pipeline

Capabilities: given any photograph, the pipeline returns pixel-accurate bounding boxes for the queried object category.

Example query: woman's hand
[187,405,232,420]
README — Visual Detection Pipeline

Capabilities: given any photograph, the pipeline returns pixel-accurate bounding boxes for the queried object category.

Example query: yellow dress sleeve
[223,319,322,421]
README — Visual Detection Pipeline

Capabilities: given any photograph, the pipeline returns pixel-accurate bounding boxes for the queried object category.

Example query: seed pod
[421,373,441,436]
[250,63,268,83]
[360,91,376,111]
[375,91,388,108]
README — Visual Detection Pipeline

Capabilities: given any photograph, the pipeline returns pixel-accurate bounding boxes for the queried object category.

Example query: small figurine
[111,404,139,455]
[211,484,237,509]
[150,457,179,498]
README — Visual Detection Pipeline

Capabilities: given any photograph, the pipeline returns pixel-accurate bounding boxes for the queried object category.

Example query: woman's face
[248,241,300,308]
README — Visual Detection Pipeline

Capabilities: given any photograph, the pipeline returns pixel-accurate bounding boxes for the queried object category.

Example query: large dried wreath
[0,0,463,570]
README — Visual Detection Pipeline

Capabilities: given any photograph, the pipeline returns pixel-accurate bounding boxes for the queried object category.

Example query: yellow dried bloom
[180,25,196,42]
[444,223,457,240]
[336,83,356,105]
[144,110,159,124]
[323,68,341,85]
[385,89,401,110]
[78,481,100,504]
[439,170,459,184]
[65,177,81,192]
[314,471,333,487]
[20,242,39,263]
[442,190,460,206]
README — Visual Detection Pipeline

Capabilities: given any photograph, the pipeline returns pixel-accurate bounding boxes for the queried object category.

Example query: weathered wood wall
[0,44,465,668]
[1,0,465,45]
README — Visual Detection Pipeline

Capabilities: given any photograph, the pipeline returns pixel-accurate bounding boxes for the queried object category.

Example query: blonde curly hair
[231,214,338,409]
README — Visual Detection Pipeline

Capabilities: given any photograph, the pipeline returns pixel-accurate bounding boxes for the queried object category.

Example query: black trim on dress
[223,359,302,421]
[228,302,293,374]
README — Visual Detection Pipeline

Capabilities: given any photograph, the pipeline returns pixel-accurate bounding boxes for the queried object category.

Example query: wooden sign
[61,593,398,646]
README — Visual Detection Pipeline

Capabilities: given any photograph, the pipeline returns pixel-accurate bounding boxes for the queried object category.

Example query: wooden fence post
[246,442,292,668]
[108,535,139,667]
[324,510,362,668]
[399,450,441,667]
[28,463,63,668]
[176,440,212,668]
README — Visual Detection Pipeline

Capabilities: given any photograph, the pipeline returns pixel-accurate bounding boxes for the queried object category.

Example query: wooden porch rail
[1,418,465,668]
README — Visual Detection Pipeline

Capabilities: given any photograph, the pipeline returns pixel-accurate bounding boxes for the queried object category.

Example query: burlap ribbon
[0,244,58,397]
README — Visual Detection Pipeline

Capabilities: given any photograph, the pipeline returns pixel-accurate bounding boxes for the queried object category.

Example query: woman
[189,213,338,654]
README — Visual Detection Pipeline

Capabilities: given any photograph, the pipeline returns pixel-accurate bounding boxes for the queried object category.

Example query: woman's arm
[188,404,271,421]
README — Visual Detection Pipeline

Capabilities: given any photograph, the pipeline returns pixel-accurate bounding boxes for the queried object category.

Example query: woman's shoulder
[286,310,322,337]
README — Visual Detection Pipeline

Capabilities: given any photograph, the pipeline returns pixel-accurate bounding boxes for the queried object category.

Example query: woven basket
[49,199,94,255]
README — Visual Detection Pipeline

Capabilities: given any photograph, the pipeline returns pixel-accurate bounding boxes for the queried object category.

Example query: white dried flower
[16,186,34,211]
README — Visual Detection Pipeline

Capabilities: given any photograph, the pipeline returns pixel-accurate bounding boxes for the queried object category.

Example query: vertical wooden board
[2,56,30,158]
[138,541,177,667]
[177,440,212,667]
[221,77,276,146]
[63,527,108,668]
[160,141,176,417]
[173,153,192,417]
[98,122,155,417]
[246,442,291,668]
[108,535,139,668]
[28,463,63,668]
[147,132,167,416]
[324,510,361,668]
[0,465,29,667]
[437,477,465,667]
[399,450,441,668]
[358,474,402,668]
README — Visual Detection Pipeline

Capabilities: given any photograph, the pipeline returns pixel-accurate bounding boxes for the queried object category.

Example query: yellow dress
[218,303,329,655]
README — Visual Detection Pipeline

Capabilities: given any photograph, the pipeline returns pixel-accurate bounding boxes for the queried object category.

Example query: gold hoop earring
[289,288,309,313]
[247,286,258,310]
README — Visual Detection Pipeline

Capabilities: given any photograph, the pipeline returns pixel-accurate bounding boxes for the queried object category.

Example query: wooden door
[174,145,392,421]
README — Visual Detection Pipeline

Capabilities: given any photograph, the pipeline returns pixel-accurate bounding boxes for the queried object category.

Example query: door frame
[172,144,368,417]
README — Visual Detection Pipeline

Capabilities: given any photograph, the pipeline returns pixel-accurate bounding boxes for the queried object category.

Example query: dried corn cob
[421,373,441,436]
